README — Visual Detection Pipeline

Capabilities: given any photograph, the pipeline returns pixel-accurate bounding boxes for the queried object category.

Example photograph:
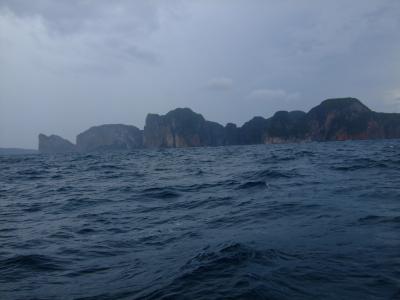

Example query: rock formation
[234,110,308,145]
[239,116,269,145]
[38,134,76,154]
[225,123,240,145]
[76,124,143,152]
[143,108,226,148]
[38,98,400,153]
[263,110,309,144]
[306,98,400,141]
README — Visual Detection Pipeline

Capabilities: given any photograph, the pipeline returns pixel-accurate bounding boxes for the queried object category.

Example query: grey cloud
[0,0,162,34]
[205,77,233,91]
[101,38,159,65]
[383,89,400,110]
[1,0,400,148]
[0,0,170,67]
[122,45,159,64]
[248,89,300,102]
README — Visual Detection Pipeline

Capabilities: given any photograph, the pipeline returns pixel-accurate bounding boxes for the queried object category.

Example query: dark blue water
[1,140,400,299]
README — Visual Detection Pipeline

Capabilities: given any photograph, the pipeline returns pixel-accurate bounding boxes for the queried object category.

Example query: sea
[1,140,399,300]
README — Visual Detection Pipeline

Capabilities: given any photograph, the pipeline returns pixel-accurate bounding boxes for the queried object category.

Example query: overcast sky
[1,0,400,148]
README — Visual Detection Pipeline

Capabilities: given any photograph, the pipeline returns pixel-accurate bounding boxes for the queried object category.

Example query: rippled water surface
[1,140,400,299]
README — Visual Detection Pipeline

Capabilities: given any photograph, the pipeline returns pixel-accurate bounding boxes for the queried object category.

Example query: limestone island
[39,98,400,153]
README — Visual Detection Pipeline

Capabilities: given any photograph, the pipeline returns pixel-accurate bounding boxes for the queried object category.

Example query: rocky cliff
[143,108,226,148]
[143,98,400,147]
[307,98,374,141]
[38,98,400,153]
[38,134,76,154]
[76,124,143,152]
[263,110,309,144]
[306,98,400,141]
[237,110,309,144]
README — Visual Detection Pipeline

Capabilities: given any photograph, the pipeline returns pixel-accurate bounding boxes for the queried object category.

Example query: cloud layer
[1,0,400,147]
[206,77,234,91]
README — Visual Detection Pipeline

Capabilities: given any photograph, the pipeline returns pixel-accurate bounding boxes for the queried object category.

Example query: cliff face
[263,111,309,144]
[240,98,400,144]
[238,111,309,145]
[306,98,375,141]
[374,113,400,139]
[38,134,76,154]
[239,117,269,145]
[305,98,400,141]
[225,123,240,145]
[76,124,143,152]
[38,98,400,153]
[143,108,226,148]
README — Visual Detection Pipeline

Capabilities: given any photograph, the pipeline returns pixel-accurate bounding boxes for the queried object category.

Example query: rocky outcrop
[238,116,269,145]
[307,98,374,141]
[225,123,240,145]
[38,134,76,154]
[237,98,400,144]
[263,111,309,144]
[305,98,400,141]
[237,110,309,145]
[373,112,400,139]
[143,108,226,148]
[76,124,143,152]
[38,97,400,153]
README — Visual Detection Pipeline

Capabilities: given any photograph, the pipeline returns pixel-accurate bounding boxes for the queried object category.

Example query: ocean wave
[1,140,400,299]
[358,215,400,226]
[0,254,66,276]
